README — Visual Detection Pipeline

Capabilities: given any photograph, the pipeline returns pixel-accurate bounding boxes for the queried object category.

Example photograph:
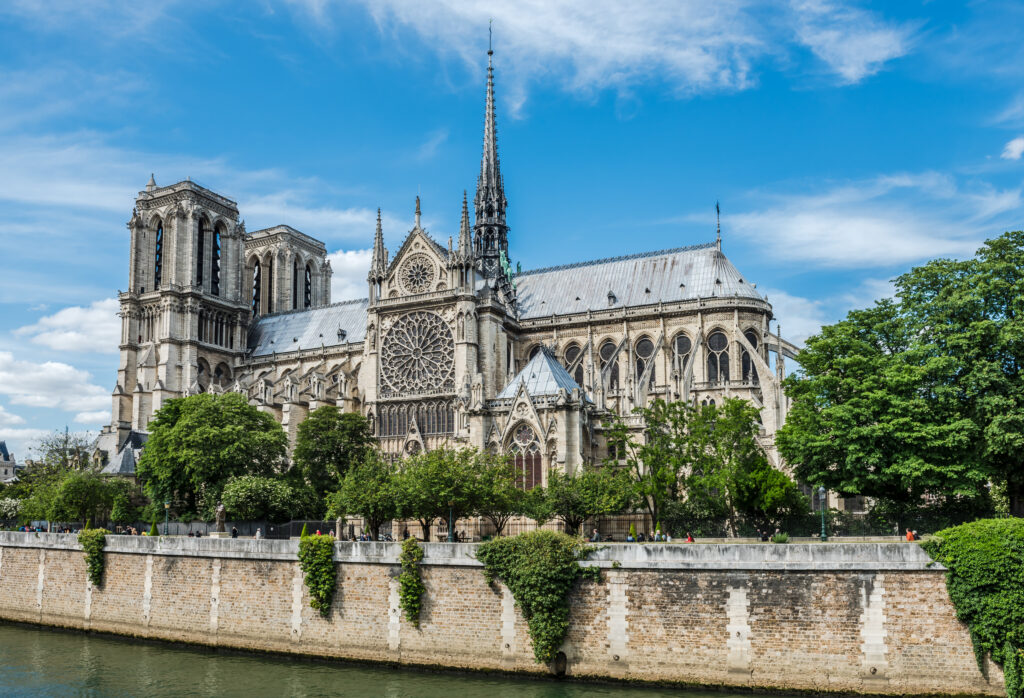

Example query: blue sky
[1,0,1023,458]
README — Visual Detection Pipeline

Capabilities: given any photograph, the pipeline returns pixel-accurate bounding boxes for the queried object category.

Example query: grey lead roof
[248,299,369,357]
[496,348,582,399]
[514,242,763,318]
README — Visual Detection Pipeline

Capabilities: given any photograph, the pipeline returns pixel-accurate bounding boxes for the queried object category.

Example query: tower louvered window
[196,220,205,287]
[292,259,299,310]
[211,228,220,296]
[154,222,163,288]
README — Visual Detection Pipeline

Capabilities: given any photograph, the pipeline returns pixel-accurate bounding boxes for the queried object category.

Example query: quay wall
[0,533,1002,695]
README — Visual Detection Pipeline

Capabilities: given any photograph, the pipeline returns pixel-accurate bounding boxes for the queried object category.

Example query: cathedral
[94,48,800,484]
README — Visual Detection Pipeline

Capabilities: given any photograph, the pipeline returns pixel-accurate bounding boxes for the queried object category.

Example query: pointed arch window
[741,330,759,384]
[304,263,312,308]
[196,220,205,287]
[509,424,542,490]
[635,337,655,387]
[600,340,619,391]
[211,226,221,296]
[292,259,299,310]
[528,345,542,361]
[707,331,729,383]
[674,333,692,374]
[266,258,273,313]
[252,260,261,316]
[154,221,163,288]
[564,343,584,387]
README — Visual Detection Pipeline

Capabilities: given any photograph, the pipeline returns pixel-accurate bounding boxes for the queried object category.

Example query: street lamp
[818,486,827,542]
[164,500,170,536]
[447,500,455,543]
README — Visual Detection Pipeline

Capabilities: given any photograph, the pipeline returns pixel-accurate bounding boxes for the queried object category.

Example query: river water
[0,622,771,697]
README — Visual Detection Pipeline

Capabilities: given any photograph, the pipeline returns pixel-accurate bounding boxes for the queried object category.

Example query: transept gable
[384,229,449,298]
[500,383,544,445]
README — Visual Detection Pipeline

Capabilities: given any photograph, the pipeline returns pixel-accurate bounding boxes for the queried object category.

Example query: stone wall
[0,533,1003,695]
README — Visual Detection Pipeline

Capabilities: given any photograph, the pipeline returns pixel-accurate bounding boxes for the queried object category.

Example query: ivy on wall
[78,529,107,588]
[922,518,1024,698]
[475,530,600,664]
[298,534,337,617]
[398,537,425,627]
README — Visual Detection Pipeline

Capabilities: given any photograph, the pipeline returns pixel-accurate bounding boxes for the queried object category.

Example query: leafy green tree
[136,393,288,519]
[32,428,94,471]
[332,452,398,540]
[541,467,632,535]
[292,407,374,501]
[472,451,525,537]
[394,448,481,541]
[48,471,118,525]
[776,233,1024,516]
[222,475,295,522]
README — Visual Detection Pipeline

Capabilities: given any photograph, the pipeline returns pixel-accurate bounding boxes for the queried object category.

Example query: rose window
[380,311,455,395]
[400,255,436,294]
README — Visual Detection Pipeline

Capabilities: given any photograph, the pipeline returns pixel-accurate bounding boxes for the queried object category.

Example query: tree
[135,393,288,519]
[472,452,525,537]
[776,235,1020,516]
[394,448,481,541]
[47,472,120,525]
[332,452,398,540]
[292,407,374,501]
[32,428,94,471]
[222,475,295,522]
[541,467,632,535]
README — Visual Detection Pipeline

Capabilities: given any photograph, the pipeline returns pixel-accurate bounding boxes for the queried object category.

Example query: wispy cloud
[327,248,373,301]
[14,298,120,354]
[1001,136,1024,160]
[0,404,26,427]
[0,351,109,414]
[416,129,449,161]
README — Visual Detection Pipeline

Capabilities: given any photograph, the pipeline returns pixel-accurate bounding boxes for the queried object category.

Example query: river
[0,622,775,697]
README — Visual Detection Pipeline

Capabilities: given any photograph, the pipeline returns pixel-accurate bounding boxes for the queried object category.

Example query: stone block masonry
[0,533,1003,695]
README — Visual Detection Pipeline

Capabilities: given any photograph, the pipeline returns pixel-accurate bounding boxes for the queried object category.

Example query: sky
[1,0,1023,458]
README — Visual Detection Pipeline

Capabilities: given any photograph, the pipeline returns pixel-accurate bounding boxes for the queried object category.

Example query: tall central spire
[474,42,509,279]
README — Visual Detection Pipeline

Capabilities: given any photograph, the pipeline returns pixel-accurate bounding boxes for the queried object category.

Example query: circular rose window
[380,311,455,395]
[400,254,436,294]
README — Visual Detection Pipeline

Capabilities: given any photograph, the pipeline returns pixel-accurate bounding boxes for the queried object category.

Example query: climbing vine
[78,528,107,588]
[476,530,600,664]
[398,537,425,627]
[298,534,337,617]
[922,518,1024,698]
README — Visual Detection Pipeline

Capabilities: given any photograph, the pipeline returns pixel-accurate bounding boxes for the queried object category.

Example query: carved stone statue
[215,502,226,533]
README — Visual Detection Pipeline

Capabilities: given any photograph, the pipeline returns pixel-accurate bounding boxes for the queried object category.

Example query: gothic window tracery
[211,225,221,296]
[399,254,436,295]
[564,343,584,387]
[707,331,729,383]
[508,424,542,490]
[380,311,455,397]
[600,340,619,390]
[154,221,163,288]
[252,261,261,316]
[635,337,655,387]
[674,333,692,373]
[292,259,299,310]
[305,263,312,308]
[741,330,759,384]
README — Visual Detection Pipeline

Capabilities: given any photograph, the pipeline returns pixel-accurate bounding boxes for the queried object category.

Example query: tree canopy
[292,407,374,501]
[135,392,288,519]
[539,467,632,535]
[394,447,481,541]
[779,230,1024,517]
[329,452,399,539]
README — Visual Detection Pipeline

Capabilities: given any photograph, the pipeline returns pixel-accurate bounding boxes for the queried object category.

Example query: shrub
[922,519,1024,698]
[149,519,158,537]
[399,537,425,627]
[298,534,337,617]
[475,530,600,664]
[628,523,636,540]
[300,522,308,538]
[771,532,790,544]
[78,528,107,588]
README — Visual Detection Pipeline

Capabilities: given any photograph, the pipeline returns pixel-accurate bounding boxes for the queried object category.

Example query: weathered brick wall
[0,535,1004,695]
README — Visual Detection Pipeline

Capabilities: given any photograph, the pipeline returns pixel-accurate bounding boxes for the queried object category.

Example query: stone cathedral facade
[94,49,800,484]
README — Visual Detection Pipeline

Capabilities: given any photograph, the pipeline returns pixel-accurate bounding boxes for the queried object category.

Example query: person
[760,530,770,542]
[402,527,410,540]
[231,526,238,539]
[188,531,194,538]
[637,531,646,542]
[626,531,635,542]
[255,527,262,540]
[912,530,920,541]
[686,532,694,543]
[905,528,914,542]
[590,528,600,543]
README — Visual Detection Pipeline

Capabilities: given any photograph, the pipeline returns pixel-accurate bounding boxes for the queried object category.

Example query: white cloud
[0,428,53,461]
[726,172,1019,268]
[0,404,26,427]
[0,351,109,413]
[790,0,915,83]
[73,410,110,424]
[759,287,829,346]
[1001,136,1024,160]
[15,298,120,353]
[416,129,449,161]
[327,248,373,301]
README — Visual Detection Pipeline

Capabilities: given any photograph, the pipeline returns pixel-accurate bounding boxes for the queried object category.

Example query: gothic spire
[474,43,509,278]
[370,208,386,277]
[458,190,472,257]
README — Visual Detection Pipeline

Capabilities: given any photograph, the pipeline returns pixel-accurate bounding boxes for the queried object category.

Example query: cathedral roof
[247,299,369,357]
[496,347,583,399]
[0,441,11,462]
[514,242,763,318]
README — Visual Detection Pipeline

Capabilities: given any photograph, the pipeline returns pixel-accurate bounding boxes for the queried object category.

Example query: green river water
[0,622,779,697]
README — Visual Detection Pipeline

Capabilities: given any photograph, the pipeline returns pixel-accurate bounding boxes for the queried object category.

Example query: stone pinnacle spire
[370,208,387,277]
[459,190,472,257]
[474,42,509,278]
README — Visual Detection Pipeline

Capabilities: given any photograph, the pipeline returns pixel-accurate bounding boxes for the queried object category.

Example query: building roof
[102,446,136,475]
[247,299,369,357]
[0,441,10,462]
[496,348,583,399]
[514,242,763,318]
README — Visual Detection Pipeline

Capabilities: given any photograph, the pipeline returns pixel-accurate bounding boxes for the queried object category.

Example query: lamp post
[447,500,454,543]
[164,500,170,536]
[818,486,827,542]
